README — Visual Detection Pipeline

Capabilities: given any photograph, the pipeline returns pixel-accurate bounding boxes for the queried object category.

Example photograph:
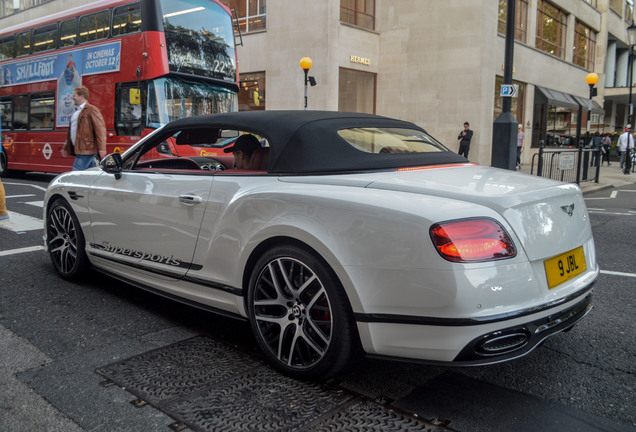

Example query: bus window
[0,98,11,131]
[112,3,142,36]
[30,93,55,130]
[13,95,28,130]
[16,31,31,57]
[160,0,236,82]
[79,10,111,43]
[0,37,14,60]
[115,84,145,136]
[33,24,58,53]
[60,19,78,47]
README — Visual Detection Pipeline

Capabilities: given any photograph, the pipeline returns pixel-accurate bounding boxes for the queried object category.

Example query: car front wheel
[46,198,89,280]
[247,245,359,379]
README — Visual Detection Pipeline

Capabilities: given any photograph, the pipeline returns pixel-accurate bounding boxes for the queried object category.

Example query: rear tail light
[430,218,516,262]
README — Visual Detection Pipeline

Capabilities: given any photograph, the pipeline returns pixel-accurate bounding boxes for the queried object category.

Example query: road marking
[600,270,636,278]
[6,194,36,199]
[586,189,635,200]
[26,201,44,208]
[0,212,43,231]
[0,245,45,257]
[3,182,47,192]
[588,210,636,216]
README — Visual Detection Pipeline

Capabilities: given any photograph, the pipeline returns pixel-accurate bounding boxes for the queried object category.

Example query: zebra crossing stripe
[0,212,43,232]
[0,245,46,257]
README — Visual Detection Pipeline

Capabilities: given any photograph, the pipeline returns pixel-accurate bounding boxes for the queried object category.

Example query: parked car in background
[44,111,598,378]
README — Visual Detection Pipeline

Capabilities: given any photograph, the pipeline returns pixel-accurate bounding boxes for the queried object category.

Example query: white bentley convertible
[44,111,597,378]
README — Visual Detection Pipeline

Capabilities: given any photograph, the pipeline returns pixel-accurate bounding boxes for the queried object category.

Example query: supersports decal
[91,242,189,268]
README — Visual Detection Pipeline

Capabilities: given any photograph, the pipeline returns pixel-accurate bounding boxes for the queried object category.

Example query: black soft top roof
[165,110,467,174]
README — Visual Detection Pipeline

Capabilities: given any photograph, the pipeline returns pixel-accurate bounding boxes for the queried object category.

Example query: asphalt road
[0,173,634,432]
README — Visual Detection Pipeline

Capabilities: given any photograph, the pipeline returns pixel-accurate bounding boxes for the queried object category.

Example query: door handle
[179,194,203,205]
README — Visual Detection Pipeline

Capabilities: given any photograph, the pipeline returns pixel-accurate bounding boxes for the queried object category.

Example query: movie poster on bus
[55,42,121,127]
[56,49,83,128]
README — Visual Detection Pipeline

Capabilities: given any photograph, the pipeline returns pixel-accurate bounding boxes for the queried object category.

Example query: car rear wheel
[46,198,89,280]
[247,245,358,379]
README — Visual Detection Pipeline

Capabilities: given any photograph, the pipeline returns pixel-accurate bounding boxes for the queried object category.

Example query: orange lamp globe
[300,57,313,71]
[585,72,599,85]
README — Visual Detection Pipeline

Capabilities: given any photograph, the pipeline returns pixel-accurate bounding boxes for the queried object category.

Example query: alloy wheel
[252,256,333,370]
[47,203,80,276]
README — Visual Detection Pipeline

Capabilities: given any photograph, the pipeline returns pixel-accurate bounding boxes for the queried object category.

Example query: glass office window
[341,0,375,30]
[536,0,567,59]
[219,0,266,33]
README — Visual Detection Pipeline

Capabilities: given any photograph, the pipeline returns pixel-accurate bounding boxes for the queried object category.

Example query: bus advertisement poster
[57,49,83,127]
[0,41,121,126]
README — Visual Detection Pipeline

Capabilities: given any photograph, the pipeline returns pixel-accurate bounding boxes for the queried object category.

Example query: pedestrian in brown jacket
[61,86,107,170]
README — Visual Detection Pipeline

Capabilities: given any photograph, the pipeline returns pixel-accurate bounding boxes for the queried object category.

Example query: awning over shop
[535,86,605,114]
[571,95,605,114]
[535,86,579,110]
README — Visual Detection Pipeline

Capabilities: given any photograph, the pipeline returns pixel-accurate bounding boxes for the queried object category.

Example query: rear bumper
[356,283,594,366]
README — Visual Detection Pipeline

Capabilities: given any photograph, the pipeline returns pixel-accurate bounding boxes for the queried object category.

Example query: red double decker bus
[0,0,238,175]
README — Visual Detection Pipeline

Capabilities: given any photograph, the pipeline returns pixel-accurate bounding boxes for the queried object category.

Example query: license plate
[544,246,587,289]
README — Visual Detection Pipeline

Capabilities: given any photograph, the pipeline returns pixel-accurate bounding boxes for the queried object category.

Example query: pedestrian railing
[531,141,601,184]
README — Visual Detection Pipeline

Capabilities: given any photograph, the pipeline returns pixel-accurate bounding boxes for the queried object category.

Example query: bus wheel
[0,151,8,177]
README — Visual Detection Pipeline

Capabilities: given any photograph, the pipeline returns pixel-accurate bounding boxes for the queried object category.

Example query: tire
[46,198,90,280]
[247,245,359,379]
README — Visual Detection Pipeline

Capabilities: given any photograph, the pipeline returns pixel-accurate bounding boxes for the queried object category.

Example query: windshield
[146,76,237,128]
[160,0,236,83]
[337,128,449,154]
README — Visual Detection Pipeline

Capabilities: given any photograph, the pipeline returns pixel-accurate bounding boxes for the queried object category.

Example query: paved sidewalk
[518,161,636,194]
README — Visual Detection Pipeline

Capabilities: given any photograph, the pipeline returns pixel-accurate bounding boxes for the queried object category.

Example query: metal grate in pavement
[96,336,454,432]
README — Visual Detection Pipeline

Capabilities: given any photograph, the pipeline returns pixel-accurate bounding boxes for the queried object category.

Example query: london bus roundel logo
[42,143,53,160]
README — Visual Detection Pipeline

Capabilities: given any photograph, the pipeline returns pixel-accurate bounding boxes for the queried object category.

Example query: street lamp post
[625,21,636,174]
[582,72,598,184]
[300,57,313,110]
[584,72,598,146]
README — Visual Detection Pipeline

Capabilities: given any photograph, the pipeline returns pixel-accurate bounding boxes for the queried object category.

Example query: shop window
[536,0,567,59]
[339,68,376,114]
[497,0,528,43]
[341,0,375,30]
[219,0,266,33]
[29,92,55,129]
[239,72,265,111]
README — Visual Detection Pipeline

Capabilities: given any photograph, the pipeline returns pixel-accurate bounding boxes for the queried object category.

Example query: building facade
[2,0,635,166]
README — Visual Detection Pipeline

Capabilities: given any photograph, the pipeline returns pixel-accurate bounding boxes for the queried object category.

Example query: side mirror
[101,153,123,180]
